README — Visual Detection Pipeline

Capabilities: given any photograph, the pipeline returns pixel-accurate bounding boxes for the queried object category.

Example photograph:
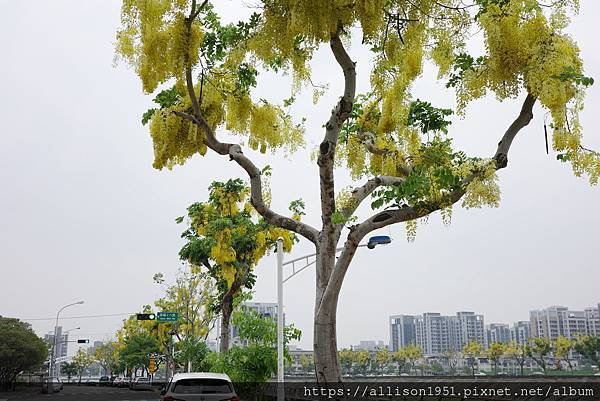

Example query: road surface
[0,385,160,401]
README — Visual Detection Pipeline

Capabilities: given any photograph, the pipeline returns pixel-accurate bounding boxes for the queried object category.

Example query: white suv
[160,373,238,401]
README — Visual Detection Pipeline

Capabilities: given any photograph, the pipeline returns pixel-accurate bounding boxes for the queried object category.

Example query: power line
[72,332,118,336]
[20,312,135,321]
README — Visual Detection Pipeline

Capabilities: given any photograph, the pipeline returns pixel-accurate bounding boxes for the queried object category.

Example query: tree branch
[339,175,404,221]
[317,29,356,231]
[319,93,537,312]
[494,93,536,169]
[173,11,319,244]
[356,93,537,236]
[184,4,201,118]
[356,131,411,176]
[174,100,319,243]
[208,131,320,244]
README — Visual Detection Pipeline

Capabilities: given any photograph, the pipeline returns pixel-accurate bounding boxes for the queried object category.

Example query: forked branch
[318,93,538,315]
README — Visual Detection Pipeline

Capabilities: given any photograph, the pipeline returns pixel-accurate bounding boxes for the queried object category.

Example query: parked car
[112,377,124,387]
[99,376,110,386]
[120,377,132,388]
[160,373,238,401]
[85,378,100,386]
[130,377,152,391]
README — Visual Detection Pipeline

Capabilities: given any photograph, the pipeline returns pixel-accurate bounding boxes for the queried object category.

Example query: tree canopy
[0,317,48,391]
[116,0,598,382]
[117,0,597,188]
[207,308,301,391]
[574,335,600,369]
[177,178,297,352]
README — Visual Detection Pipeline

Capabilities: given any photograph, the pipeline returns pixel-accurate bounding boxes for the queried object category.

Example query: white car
[130,376,152,391]
[160,372,238,401]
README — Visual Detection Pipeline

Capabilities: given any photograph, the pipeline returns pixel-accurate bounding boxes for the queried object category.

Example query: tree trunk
[219,294,234,354]
[312,230,361,383]
[219,272,246,354]
[313,241,342,383]
[520,362,524,376]
[313,289,342,383]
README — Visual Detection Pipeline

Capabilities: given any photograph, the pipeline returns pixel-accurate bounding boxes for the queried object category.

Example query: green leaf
[153,86,181,108]
[141,108,156,125]
[552,66,595,87]
[407,99,453,134]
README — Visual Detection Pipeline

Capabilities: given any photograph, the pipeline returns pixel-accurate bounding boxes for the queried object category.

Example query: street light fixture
[65,327,81,334]
[50,301,84,379]
[275,236,391,401]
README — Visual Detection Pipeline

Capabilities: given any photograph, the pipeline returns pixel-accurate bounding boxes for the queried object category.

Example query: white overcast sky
[0,1,599,353]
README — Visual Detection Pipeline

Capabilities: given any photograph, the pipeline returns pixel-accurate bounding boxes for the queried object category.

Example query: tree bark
[219,292,234,354]
[313,286,342,383]
[218,272,245,354]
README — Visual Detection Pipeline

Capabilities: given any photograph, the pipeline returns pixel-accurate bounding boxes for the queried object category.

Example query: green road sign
[157,312,179,322]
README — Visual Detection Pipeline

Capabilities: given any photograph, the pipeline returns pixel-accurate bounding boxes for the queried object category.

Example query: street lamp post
[50,301,84,379]
[276,239,284,401]
[275,236,391,401]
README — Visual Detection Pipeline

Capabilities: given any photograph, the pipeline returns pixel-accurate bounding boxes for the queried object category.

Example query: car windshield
[172,378,231,394]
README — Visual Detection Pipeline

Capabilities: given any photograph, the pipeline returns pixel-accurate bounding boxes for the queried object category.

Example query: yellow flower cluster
[335,187,357,212]
[473,1,597,184]
[117,0,202,93]
[461,161,501,209]
[186,179,297,290]
[248,103,302,154]
[150,107,204,170]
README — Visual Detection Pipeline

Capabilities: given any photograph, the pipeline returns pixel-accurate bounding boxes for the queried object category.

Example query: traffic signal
[77,339,89,344]
[136,313,156,321]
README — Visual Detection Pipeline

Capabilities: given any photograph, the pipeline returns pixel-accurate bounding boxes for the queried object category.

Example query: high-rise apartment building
[510,321,531,345]
[390,311,485,356]
[415,313,454,356]
[389,315,416,352]
[87,340,104,356]
[44,326,69,359]
[454,311,486,349]
[584,305,600,337]
[487,323,511,345]
[352,340,386,351]
[530,305,599,340]
[44,326,70,377]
